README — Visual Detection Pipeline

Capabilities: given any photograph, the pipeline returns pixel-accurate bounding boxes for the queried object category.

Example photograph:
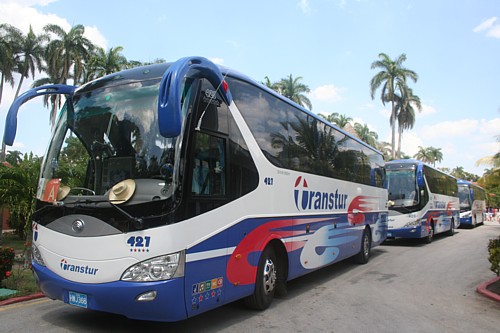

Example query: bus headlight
[462,212,472,218]
[404,219,421,227]
[32,244,45,266]
[121,251,185,282]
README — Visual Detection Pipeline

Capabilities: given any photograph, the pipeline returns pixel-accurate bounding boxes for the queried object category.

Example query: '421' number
[127,236,151,248]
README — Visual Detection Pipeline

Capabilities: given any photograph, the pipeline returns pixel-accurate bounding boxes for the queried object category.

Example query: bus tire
[354,227,371,265]
[446,218,455,236]
[244,245,277,310]
[424,222,434,244]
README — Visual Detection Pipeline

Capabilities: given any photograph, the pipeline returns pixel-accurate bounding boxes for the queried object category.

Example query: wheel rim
[363,233,370,257]
[262,258,277,295]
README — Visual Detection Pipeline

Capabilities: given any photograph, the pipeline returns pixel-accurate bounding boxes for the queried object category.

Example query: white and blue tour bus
[386,159,459,243]
[2,56,388,322]
[457,179,486,227]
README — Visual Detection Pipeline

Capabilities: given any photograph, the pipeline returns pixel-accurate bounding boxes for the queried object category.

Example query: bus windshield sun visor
[157,56,233,138]
[3,84,76,146]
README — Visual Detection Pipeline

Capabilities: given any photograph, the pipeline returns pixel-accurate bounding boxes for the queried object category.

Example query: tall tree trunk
[390,101,396,159]
[397,125,403,159]
[0,74,4,106]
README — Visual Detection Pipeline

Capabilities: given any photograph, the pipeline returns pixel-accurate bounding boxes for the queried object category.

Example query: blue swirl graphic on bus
[300,225,357,269]
[294,176,348,211]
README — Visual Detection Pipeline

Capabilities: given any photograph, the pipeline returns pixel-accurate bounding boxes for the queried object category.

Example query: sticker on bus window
[41,179,61,202]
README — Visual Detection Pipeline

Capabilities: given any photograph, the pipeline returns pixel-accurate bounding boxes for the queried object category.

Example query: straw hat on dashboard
[57,185,70,201]
[108,179,136,204]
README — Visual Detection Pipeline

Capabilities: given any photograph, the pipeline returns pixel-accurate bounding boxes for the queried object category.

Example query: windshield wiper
[108,202,144,229]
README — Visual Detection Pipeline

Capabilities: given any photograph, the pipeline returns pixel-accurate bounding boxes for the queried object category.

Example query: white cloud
[0,1,107,48]
[311,84,344,102]
[473,17,497,32]
[209,57,225,65]
[473,17,500,38]
[421,119,479,139]
[297,0,311,14]
[419,103,437,116]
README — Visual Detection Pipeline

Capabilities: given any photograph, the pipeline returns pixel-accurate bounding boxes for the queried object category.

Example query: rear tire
[244,245,277,310]
[354,227,371,264]
[446,218,455,236]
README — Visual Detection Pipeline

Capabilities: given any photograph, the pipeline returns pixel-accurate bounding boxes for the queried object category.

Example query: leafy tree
[476,142,500,208]
[318,112,339,124]
[354,122,378,147]
[43,24,94,123]
[414,146,442,166]
[370,53,418,159]
[5,150,23,165]
[14,25,48,98]
[414,146,432,164]
[85,46,127,82]
[277,74,312,110]
[394,87,421,158]
[0,24,20,106]
[376,141,392,161]
[262,74,313,110]
[318,113,354,130]
[262,76,281,92]
[56,135,89,188]
[335,114,353,129]
[0,153,40,240]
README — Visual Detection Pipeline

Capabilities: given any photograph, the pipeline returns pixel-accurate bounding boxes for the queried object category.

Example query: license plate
[387,232,392,237]
[69,291,88,308]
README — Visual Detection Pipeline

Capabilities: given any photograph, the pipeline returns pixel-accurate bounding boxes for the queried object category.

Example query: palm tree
[43,24,94,122]
[336,114,353,129]
[85,46,127,82]
[370,53,418,159]
[13,25,48,98]
[394,87,422,158]
[262,76,281,93]
[5,150,23,165]
[0,24,21,106]
[277,74,312,110]
[318,112,339,124]
[43,24,93,85]
[427,147,443,166]
[414,146,432,164]
[376,141,392,160]
[414,146,442,166]
[354,122,378,147]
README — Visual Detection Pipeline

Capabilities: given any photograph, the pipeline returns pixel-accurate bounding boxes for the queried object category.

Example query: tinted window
[227,76,385,188]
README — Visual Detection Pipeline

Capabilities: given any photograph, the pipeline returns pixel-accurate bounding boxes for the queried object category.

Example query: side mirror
[157,56,232,138]
[3,84,75,146]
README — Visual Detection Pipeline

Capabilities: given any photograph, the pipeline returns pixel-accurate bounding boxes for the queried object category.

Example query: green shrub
[488,235,500,276]
[0,247,15,285]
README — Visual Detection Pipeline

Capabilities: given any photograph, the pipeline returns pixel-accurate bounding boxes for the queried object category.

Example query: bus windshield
[458,184,471,210]
[387,168,418,207]
[36,76,188,231]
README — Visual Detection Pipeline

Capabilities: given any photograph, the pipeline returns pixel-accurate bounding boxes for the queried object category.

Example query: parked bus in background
[457,179,486,227]
[385,159,459,243]
[2,56,388,322]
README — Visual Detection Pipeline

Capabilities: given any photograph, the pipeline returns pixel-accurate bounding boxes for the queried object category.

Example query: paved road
[1,222,499,333]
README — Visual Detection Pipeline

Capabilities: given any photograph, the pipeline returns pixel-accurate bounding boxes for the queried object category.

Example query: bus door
[184,78,231,316]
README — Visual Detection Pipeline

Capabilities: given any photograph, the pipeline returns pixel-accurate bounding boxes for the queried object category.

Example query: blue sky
[0,0,499,176]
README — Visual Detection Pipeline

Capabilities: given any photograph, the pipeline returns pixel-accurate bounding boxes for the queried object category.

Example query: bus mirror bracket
[2,84,76,147]
[157,56,233,138]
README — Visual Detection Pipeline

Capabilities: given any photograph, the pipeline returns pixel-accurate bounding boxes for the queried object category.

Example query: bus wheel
[424,222,434,244]
[446,218,455,236]
[354,227,371,264]
[244,245,277,310]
